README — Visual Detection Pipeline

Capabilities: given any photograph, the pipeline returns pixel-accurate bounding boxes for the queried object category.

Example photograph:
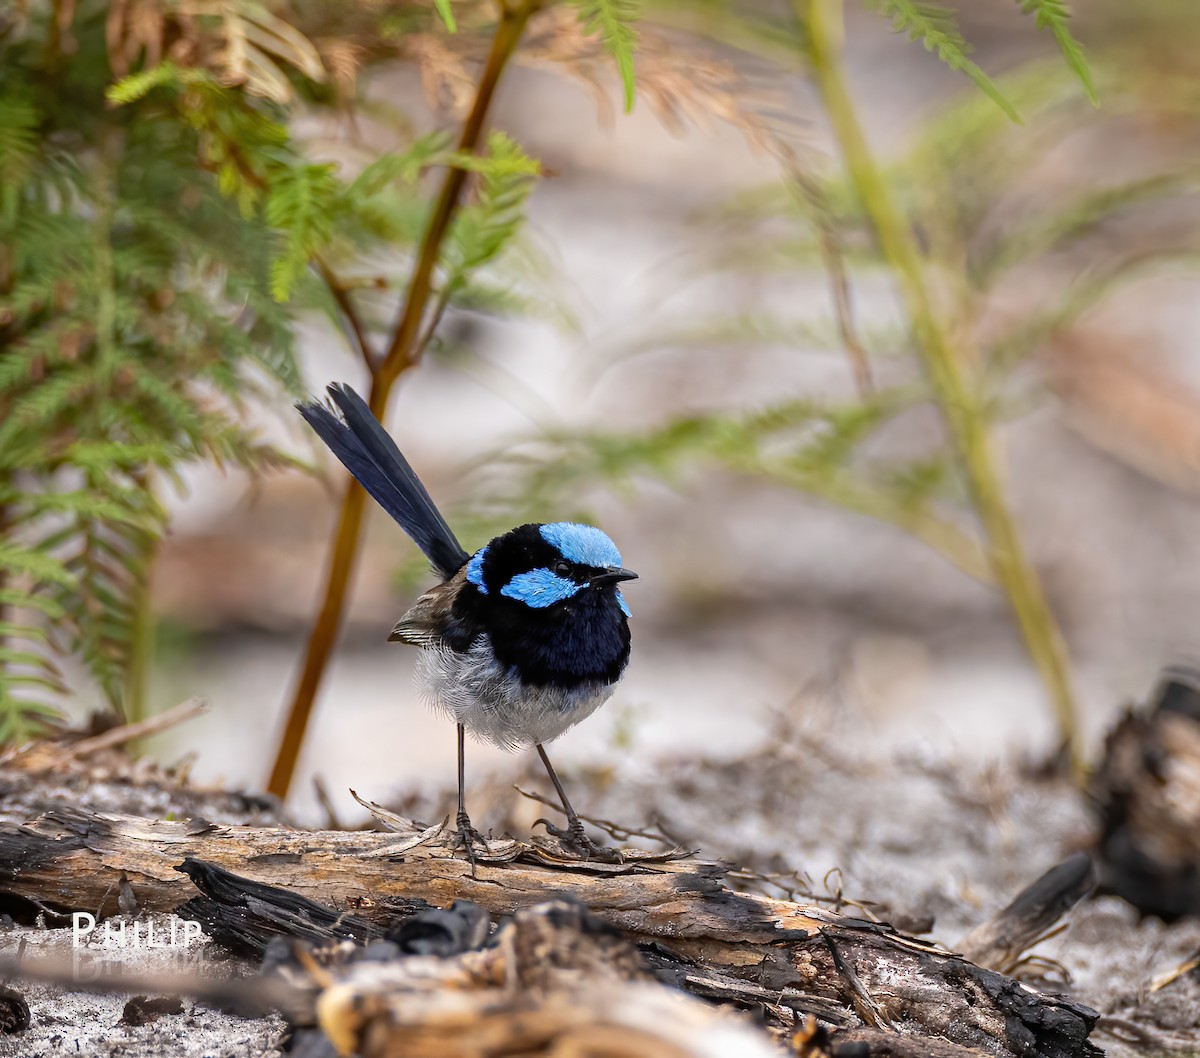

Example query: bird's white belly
[415,636,616,749]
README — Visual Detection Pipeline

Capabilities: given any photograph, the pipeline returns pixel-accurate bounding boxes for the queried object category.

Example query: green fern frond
[0,591,65,621]
[0,536,71,739]
[6,369,96,431]
[444,146,541,180]
[0,655,65,685]
[65,441,179,473]
[1016,0,1096,104]
[349,133,453,198]
[125,366,209,440]
[434,0,458,32]
[266,162,340,301]
[442,133,539,300]
[0,693,62,745]
[15,491,162,525]
[432,274,573,329]
[791,402,894,472]
[0,542,76,587]
[569,0,640,112]
[52,503,162,711]
[107,62,184,106]
[973,168,1200,283]
[0,95,39,204]
[496,394,905,491]
[170,73,290,212]
[865,1,1020,122]
[884,455,956,509]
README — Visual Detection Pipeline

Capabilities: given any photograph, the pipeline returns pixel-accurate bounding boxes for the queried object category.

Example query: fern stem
[799,0,1083,773]
[789,165,875,396]
[268,0,542,800]
[379,0,540,389]
[0,493,8,670]
[122,557,155,726]
[124,475,157,726]
[315,254,376,371]
[45,0,66,73]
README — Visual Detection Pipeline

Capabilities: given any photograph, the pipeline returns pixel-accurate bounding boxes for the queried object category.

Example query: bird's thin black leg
[535,743,620,862]
[454,723,486,866]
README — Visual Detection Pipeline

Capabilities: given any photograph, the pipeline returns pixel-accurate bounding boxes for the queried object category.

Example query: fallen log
[0,804,1099,1057]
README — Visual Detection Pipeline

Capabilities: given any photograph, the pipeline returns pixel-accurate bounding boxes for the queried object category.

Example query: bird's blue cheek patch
[616,591,631,618]
[465,547,488,594]
[501,568,582,608]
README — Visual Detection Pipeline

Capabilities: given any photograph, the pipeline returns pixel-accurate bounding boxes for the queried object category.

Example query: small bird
[299,383,637,860]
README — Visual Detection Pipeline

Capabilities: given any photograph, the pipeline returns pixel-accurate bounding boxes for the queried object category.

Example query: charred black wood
[811,924,1100,1058]
[1092,667,1200,920]
[958,853,1095,973]
[385,900,491,956]
[287,1028,341,1058]
[176,858,388,956]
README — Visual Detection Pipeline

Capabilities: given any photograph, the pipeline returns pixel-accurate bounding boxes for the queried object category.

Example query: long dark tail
[298,383,469,579]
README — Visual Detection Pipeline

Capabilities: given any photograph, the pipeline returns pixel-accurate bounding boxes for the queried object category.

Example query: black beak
[591,566,638,586]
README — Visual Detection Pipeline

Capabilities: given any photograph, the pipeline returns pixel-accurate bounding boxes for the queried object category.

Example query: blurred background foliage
[0,0,556,740]
[2,0,1199,801]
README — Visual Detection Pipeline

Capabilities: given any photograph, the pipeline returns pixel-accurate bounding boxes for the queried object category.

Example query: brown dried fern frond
[519,6,619,123]
[105,0,167,79]
[518,7,804,161]
[636,29,799,159]
[318,36,367,100]
[403,30,481,118]
[107,0,329,103]
[186,0,327,102]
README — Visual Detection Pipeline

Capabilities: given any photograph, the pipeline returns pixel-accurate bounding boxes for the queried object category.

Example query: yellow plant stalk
[798,0,1082,773]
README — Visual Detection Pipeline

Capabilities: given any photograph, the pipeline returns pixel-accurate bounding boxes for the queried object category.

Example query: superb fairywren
[299,383,637,859]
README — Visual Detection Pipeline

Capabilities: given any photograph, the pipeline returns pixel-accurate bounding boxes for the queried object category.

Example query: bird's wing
[297,383,470,579]
[388,572,468,648]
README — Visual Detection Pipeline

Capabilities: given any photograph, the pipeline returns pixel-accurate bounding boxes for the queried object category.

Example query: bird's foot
[454,811,489,868]
[541,816,624,864]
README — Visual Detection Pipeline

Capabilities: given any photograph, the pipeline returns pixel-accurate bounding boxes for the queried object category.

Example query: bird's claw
[454,811,489,868]
[539,816,624,864]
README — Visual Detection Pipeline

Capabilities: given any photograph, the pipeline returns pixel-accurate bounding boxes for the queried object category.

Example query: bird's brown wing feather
[388,570,465,647]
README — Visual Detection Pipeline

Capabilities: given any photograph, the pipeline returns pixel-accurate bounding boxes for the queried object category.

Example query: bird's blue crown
[539,523,621,567]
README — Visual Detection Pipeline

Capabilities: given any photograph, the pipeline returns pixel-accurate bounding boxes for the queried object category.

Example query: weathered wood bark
[0,805,1099,1058]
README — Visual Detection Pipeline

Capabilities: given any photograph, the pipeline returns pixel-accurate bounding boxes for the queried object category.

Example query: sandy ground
[0,915,286,1058]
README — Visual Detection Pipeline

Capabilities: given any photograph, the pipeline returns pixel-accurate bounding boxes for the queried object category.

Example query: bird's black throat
[451,584,630,691]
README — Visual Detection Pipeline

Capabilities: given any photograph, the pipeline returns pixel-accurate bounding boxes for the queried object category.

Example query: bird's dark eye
[554,560,571,577]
